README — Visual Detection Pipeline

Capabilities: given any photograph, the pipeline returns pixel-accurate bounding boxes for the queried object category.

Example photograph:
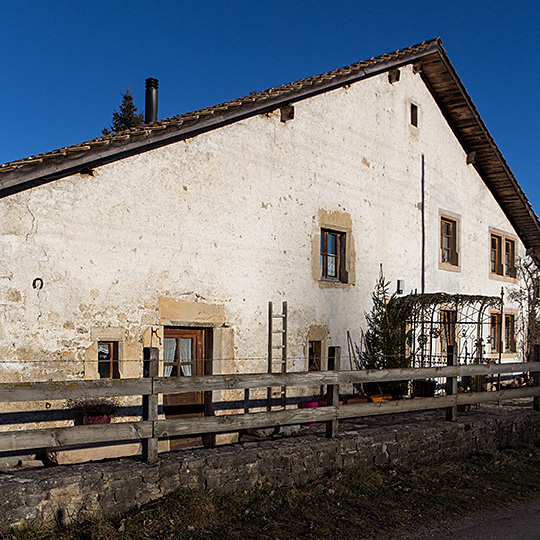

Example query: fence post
[533,345,540,412]
[326,346,341,438]
[446,344,457,422]
[142,347,159,464]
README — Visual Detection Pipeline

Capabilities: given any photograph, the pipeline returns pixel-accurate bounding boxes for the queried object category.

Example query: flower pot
[301,400,319,425]
[369,394,392,403]
[84,415,112,425]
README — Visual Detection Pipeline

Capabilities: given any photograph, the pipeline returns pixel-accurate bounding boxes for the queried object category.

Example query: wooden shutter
[450,221,459,266]
[339,233,348,282]
[497,238,504,276]
[508,240,517,278]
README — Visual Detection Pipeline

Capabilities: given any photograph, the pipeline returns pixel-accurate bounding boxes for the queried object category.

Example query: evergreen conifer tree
[363,265,411,396]
[102,88,144,135]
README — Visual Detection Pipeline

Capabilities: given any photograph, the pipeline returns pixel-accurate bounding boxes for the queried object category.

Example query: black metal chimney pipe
[145,78,159,124]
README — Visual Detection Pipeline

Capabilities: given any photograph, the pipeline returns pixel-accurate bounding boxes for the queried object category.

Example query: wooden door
[162,328,205,418]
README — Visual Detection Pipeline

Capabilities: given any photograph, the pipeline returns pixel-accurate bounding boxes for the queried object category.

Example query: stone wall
[1,402,539,531]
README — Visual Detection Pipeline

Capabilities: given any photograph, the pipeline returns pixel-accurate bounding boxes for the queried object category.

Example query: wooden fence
[1,353,539,464]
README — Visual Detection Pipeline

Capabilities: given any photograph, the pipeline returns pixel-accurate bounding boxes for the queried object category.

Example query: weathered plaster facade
[0,46,532,430]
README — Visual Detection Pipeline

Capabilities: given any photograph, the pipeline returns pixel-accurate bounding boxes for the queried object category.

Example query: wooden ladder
[267,301,287,410]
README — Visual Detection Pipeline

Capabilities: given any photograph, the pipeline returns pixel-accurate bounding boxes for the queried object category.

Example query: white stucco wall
[0,64,524,385]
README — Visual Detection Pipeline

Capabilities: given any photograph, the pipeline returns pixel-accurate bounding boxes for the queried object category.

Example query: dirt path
[403,498,540,540]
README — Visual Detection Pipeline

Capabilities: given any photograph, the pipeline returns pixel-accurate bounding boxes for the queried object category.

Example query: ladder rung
[272,314,286,318]
[272,330,285,334]
[272,345,285,349]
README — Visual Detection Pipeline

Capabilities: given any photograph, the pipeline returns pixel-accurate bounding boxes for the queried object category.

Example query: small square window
[98,341,120,379]
[410,103,418,127]
[320,229,347,282]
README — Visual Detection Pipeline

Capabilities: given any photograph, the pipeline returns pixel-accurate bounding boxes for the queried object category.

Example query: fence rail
[1,363,535,403]
[1,358,539,463]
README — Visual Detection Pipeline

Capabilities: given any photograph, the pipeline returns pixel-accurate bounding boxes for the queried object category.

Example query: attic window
[410,103,418,127]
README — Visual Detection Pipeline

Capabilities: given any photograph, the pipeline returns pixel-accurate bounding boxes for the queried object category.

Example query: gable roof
[2,38,540,261]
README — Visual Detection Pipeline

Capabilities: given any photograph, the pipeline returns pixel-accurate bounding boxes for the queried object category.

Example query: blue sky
[2,1,540,212]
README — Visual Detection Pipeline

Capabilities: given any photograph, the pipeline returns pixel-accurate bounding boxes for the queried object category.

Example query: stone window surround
[438,209,461,273]
[489,226,518,283]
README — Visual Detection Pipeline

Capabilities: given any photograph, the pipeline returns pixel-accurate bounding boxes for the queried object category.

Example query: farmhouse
[1,38,539,428]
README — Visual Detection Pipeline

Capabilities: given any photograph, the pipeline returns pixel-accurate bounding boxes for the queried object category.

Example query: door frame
[162,327,214,418]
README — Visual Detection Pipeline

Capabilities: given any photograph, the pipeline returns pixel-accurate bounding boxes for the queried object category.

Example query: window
[410,103,418,127]
[490,312,517,355]
[440,214,459,268]
[489,229,517,279]
[308,341,322,371]
[440,310,457,356]
[490,314,501,353]
[98,341,120,379]
[320,229,347,282]
[491,234,502,274]
[505,314,516,352]
[505,239,516,277]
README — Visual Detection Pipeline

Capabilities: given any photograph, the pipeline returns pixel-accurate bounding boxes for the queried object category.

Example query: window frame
[308,340,322,371]
[490,313,502,353]
[439,210,461,272]
[489,310,517,357]
[504,314,516,353]
[320,228,347,283]
[97,341,120,379]
[440,309,457,357]
[410,102,418,127]
[489,227,517,281]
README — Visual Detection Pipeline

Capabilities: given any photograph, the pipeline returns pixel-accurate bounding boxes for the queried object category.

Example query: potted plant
[66,397,120,425]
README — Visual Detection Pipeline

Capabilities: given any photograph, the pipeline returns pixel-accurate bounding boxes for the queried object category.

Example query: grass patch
[8,445,540,540]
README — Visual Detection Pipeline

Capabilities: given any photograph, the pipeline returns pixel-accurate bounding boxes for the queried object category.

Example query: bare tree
[508,256,540,362]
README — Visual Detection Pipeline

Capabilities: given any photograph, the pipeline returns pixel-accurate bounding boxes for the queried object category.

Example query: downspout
[421,153,425,294]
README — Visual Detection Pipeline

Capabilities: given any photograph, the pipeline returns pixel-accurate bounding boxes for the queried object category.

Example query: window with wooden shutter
[98,341,120,379]
[490,314,501,353]
[504,314,516,352]
[320,229,347,282]
[505,239,516,278]
[439,213,460,270]
[489,228,517,281]
[491,235,503,275]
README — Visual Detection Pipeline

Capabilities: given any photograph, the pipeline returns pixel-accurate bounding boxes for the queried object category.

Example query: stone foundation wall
[1,402,539,530]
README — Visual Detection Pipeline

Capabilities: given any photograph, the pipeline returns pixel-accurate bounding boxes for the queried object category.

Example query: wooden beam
[1,362,537,404]
[142,347,159,464]
[0,421,152,453]
[0,378,151,403]
[155,406,338,437]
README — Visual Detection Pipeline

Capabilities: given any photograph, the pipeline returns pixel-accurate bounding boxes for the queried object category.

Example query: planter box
[369,394,392,403]
[341,395,369,405]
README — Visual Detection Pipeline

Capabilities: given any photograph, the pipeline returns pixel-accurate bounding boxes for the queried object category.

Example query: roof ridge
[0,38,440,171]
